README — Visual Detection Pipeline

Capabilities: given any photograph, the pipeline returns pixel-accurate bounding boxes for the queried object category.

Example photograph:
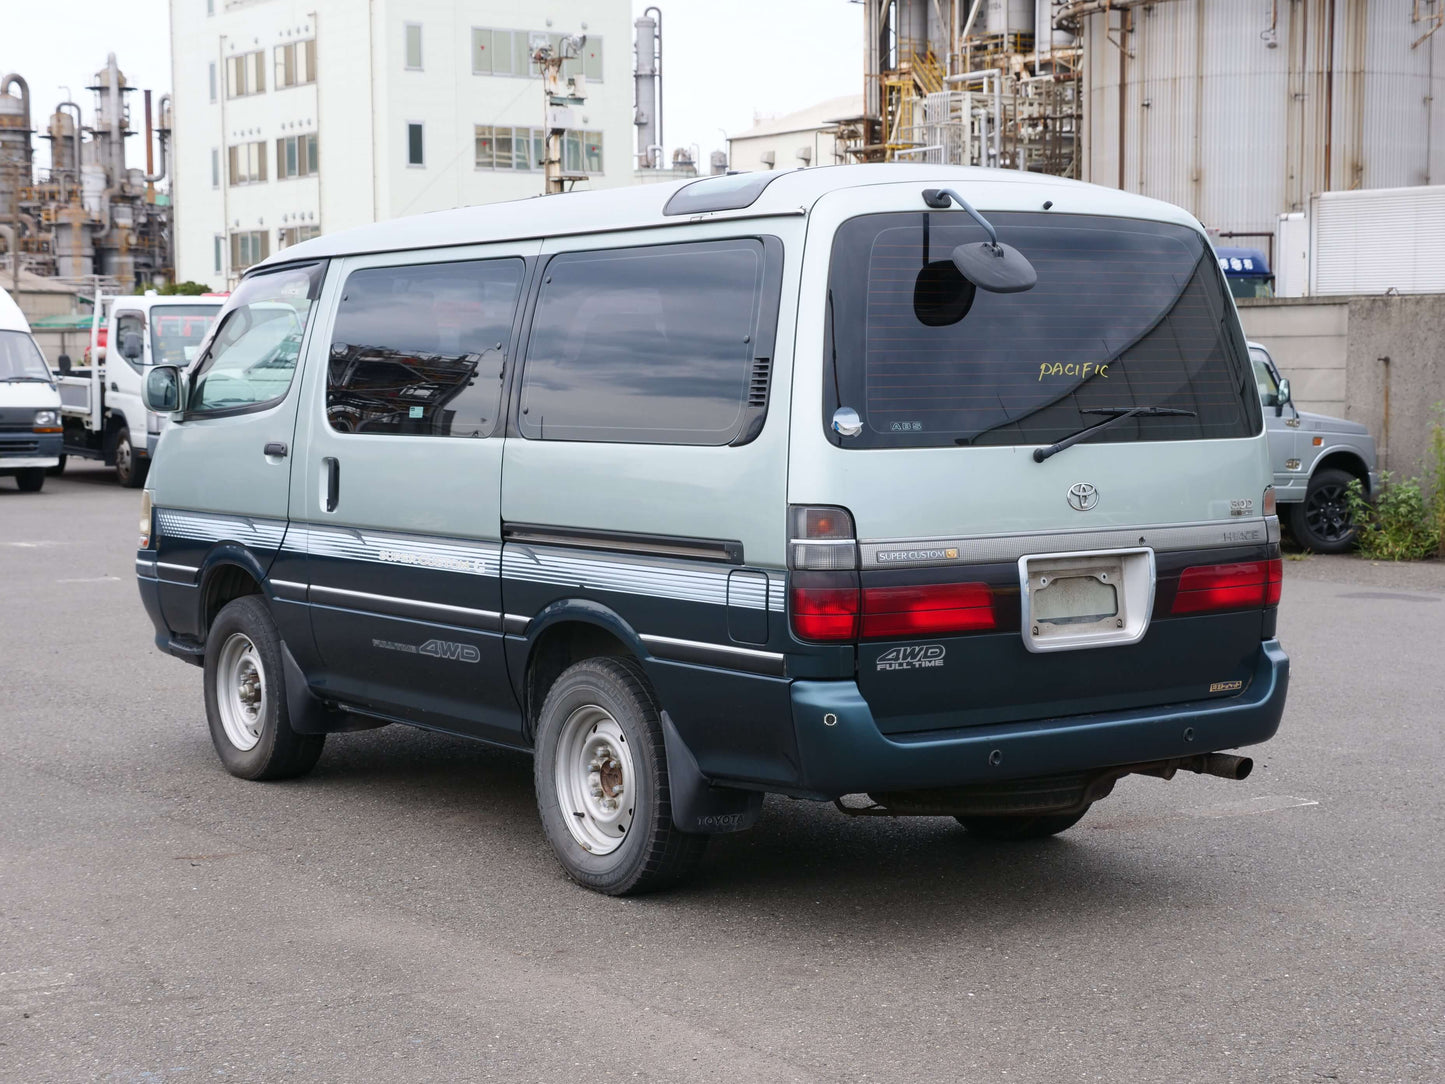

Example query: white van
[0,287,62,492]
[136,165,1290,895]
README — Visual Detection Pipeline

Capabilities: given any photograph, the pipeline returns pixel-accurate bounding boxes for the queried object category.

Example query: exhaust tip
[1203,753,1254,780]
[1234,757,1254,780]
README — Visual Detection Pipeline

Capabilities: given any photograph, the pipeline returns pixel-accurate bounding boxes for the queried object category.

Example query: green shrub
[1428,403,1445,559]
[1346,473,1438,561]
[158,280,214,295]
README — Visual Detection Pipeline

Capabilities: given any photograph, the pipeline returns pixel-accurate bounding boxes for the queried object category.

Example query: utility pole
[532,33,588,195]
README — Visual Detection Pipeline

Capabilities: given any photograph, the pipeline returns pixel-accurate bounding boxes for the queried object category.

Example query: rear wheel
[533,657,707,895]
[203,595,325,780]
[114,427,147,488]
[955,806,1091,840]
[15,469,45,493]
[1287,467,1358,554]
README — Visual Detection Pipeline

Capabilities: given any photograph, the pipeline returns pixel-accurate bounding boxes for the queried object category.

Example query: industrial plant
[0,55,172,292]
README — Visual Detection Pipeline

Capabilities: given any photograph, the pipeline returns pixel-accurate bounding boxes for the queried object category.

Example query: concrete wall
[1239,295,1445,477]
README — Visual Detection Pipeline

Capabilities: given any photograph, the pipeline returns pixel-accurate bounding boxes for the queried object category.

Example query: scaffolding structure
[842,2,1081,179]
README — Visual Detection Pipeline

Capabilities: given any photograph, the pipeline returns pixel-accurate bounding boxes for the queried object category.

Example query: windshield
[190,264,323,413]
[824,211,1261,449]
[1249,347,1280,405]
[150,305,221,367]
[0,330,53,382]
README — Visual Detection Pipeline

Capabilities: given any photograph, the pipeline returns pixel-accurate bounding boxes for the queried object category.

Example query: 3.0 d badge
[1067,482,1099,511]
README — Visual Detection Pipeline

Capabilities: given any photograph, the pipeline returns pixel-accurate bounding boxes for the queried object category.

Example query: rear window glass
[824,212,1260,449]
[519,239,767,445]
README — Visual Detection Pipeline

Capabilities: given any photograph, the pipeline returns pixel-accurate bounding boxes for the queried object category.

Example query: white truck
[56,292,222,486]
[1,285,63,492]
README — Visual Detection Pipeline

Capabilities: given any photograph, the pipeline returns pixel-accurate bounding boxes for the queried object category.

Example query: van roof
[0,287,32,335]
[258,164,1203,269]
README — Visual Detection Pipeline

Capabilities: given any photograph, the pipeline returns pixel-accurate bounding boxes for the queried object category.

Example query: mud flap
[661,710,764,834]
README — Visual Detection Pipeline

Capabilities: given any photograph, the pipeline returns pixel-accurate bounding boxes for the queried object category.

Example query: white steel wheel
[553,704,636,855]
[215,631,267,752]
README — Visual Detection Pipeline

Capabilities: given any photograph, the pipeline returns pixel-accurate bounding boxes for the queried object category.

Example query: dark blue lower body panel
[785,640,1289,799]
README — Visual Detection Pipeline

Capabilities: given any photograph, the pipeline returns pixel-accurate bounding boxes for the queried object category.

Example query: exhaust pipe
[1191,753,1254,781]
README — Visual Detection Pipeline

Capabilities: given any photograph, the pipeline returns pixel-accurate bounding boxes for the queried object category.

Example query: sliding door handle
[322,456,340,512]
[264,442,288,458]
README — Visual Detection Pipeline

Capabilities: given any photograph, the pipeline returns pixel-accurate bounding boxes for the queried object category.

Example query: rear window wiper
[1033,405,1197,463]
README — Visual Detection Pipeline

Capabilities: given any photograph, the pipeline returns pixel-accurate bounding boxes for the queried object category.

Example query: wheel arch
[1312,450,1371,492]
[518,600,649,745]
[196,548,270,639]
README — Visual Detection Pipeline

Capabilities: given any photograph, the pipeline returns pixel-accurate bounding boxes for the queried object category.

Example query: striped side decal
[290,524,502,577]
[504,544,779,612]
[156,509,287,549]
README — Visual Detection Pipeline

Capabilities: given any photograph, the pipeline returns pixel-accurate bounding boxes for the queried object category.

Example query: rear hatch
[789,199,1278,735]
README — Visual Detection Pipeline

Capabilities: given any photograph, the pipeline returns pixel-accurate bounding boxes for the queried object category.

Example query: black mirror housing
[144,365,182,413]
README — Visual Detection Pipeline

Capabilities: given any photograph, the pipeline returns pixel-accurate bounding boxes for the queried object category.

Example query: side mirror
[120,331,144,361]
[57,354,72,375]
[144,365,182,413]
[1275,377,1291,417]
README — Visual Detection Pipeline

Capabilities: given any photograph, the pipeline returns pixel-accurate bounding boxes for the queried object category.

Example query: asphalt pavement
[2,461,1442,1083]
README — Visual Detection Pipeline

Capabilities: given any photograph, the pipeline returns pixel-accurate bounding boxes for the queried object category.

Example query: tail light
[789,572,859,641]
[788,505,857,570]
[138,490,154,549]
[861,582,994,638]
[1172,558,1283,614]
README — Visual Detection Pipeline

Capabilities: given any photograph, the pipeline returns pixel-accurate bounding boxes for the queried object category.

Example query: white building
[726,94,863,174]
[170,0,632,288]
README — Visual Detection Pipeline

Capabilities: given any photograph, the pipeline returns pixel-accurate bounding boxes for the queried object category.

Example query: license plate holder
[1018,547,1155,653]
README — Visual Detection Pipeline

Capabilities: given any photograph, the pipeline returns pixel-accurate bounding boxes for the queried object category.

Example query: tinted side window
[519,239,767,445]
[326,259,523,438]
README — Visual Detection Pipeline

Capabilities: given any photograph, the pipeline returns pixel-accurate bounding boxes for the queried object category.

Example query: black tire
[955,806,1091,840]
[114,427,147,488]
[533,656,707,895]
[1286,467,1359,554]
[203,595,325,781]
[46,455,66,477]
[15,468,45,493]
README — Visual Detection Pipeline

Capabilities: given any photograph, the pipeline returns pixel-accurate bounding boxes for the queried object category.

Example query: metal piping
[1,73,32,169]
[56,101,83,184]
[142,90,167,183]
[645,6,662,160]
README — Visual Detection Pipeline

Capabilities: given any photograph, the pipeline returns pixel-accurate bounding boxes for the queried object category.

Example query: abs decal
[372,637,481,663]
[876,644,946,671]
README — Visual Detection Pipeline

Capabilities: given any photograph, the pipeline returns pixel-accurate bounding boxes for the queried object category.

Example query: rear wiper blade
[1033,405,1197,463]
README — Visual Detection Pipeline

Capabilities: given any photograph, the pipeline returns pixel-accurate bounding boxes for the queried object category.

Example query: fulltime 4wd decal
[372,638,481,663]
[876,644,946,671]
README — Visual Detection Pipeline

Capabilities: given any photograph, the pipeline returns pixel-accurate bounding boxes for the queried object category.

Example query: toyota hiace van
[137,165,1289,894]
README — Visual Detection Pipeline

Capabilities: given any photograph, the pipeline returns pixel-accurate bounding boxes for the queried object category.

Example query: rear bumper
[787,640,1288,798]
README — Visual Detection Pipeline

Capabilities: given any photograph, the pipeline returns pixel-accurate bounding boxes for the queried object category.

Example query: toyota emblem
[1067,482,1099,511]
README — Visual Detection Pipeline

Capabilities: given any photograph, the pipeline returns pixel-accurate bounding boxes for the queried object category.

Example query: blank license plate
[1033,574,1119,625]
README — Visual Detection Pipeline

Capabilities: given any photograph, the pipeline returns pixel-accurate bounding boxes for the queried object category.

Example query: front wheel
[955,806,1091,840]
[114,427,147,488]
[15,468,45,493]
[533,657,707,895]
[203,595,325,780]
[1286,467,1359,554]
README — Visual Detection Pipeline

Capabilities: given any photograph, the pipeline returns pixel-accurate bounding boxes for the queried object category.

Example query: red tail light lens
[789,574,860,642]
[861,582,994,638]
[1172,559,1282,614]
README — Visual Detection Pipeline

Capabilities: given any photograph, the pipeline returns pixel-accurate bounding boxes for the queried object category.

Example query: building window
[213,235,224,275]
[228,141,268,186]
[209,62,217,103]
[228,230,270,272]
[404,23,422,70]
[276,133,319,179]
[471,28,602,81]
[211,147,220,188]
[279,225,320,249]
[207,0,214,14]
[406,122,424,166]
[519,240,769,445]
[564,130,604,174]
[326,259,524,438]
[226,50,266,98]
[474,126,600,173]
[274,40,317,88]
[474,125,544,171]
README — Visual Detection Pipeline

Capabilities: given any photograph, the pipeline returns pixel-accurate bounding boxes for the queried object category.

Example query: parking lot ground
[2,462,1443,1083]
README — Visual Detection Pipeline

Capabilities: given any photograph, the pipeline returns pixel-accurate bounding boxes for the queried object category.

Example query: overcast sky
[1,0,861,175]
